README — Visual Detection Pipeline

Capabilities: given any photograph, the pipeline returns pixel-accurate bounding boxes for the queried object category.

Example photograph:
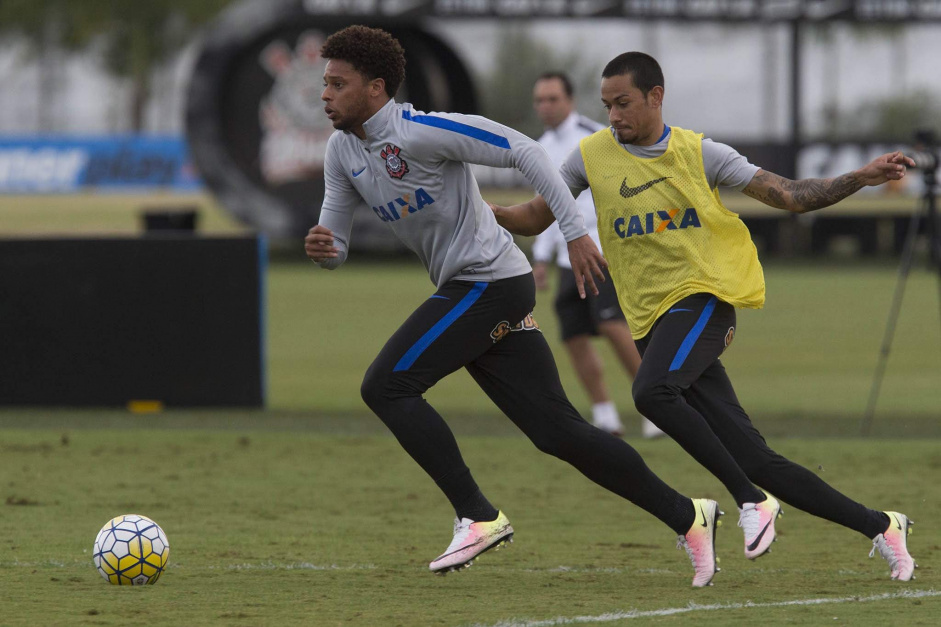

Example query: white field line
[0,560,377,572]
[0,561,892,577]
[472,589,941,627]
[211,562,377,571]
[521,566,874,576]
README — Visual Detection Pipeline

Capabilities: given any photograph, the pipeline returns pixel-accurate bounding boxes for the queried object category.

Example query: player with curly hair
[305,26,722,586]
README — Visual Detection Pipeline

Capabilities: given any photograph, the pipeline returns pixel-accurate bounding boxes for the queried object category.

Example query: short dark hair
[601,52,664,97]
[536,72,574,98]
[321,25,406,97]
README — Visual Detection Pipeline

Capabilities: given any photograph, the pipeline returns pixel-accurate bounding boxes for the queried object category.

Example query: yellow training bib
[581,126,765,338]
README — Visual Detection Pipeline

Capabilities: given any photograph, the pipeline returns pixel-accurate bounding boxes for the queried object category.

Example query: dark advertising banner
[0,236,265,407]
[297,0,941,21]
[0,136,202,193]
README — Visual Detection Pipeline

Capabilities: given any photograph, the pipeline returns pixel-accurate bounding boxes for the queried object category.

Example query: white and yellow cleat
[677,498,722,587]
[429,511,514,574]
[870,511,917,581]
[739,492,782,560]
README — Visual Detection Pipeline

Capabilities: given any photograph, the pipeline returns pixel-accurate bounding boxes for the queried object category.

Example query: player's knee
[737,451,785,484]
[525,430,552,455]
[632,380,679,416]
[526,428,568,458]
[360,364,390,411]
[361,363,426,411]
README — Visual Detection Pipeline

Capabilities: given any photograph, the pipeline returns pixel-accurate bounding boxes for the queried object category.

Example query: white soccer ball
[92,514,170,585]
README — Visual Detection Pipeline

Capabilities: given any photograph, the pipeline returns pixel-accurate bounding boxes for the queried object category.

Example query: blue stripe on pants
[393,282,489,372]
[669,296,717,372]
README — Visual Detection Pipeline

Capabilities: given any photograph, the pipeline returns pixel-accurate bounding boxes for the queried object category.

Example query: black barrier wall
[0,236,265,407]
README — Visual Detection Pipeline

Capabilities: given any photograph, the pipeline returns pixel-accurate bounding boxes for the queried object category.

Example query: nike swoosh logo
[435,524,512,560]
[746,520,772,551]
[698,504,709,528]
[669,308,693,313]
[436,537,484,560]
[893,514,902,531]
[620,176,670,198]
[351,166,366,177]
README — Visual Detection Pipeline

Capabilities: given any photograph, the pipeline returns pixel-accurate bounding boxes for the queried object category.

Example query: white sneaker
[738,493,782,560]
[429,511,514,574]
[641,418,666,439]
[592,402,625,436]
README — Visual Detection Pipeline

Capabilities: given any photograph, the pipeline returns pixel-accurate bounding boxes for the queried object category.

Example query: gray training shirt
[560,126,760,196]
[317,99,588,287]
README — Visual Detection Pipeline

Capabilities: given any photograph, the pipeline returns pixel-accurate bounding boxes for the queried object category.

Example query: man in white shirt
[531,73,662,439]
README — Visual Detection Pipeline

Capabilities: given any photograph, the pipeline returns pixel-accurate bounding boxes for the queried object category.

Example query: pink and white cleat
[870,511,917,581]
[677,498,722,587]
[739,492,781,560]
[429,511,514,574]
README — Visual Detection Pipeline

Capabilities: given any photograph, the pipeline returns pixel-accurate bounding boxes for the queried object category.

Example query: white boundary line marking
[473,589,941,627]
[212,562,377,571]
[0,560,378,572]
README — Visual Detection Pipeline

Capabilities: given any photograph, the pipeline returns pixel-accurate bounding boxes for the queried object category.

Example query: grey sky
[0,21,938,141]
[435,20,941,140]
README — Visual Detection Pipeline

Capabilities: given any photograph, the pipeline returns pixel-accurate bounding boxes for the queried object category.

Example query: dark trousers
[360,273,692,534]
[633,292,887,539]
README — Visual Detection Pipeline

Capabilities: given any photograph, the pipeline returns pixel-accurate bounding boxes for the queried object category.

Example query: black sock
[867,511,891,539]
[664,495,697,536]
[454,489,499,522]
[435,467,498,522]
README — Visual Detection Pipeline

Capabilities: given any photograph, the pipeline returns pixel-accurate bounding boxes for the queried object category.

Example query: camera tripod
[860,149,940,436]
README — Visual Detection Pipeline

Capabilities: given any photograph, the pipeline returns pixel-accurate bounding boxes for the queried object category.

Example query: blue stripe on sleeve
[669,296,717,372]
[393,282,489,372]
[402,111,511,149]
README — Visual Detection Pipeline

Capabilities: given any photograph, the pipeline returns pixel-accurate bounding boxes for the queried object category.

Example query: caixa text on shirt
[613,207,701,239]
[371,187,436,222]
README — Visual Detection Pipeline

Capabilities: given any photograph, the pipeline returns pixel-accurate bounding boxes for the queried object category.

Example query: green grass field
[0,425,938,626]
[270,259,941,431]
[2,195,941,625]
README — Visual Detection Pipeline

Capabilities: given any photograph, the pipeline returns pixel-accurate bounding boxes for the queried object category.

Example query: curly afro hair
[321,26,406,98]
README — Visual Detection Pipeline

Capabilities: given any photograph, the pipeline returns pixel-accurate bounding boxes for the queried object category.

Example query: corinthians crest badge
[380,144,409,179]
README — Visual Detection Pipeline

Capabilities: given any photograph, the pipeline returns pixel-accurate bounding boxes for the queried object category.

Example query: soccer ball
[93,514,170,585]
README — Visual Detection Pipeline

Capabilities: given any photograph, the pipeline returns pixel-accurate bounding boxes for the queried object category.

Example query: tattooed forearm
[742,171,788,209]
[742,172,786,207]
[742,170,863,213]
[779,173,863,213]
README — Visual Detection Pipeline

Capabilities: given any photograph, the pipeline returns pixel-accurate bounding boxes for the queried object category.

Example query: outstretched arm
[408,110,588,242]
[489,196,555,236]
[742,151,915,214]
[490,196,606,299]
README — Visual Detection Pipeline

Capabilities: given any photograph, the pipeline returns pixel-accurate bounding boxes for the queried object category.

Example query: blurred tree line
[478,25,603,139]
[0,0,236,130]
[0,6,937,142]
[489,23,940,143]
[811,22,940,142]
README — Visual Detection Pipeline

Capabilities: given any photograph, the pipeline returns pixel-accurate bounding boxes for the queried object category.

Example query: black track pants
[360,273,694,534]
[633,293,888,538]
